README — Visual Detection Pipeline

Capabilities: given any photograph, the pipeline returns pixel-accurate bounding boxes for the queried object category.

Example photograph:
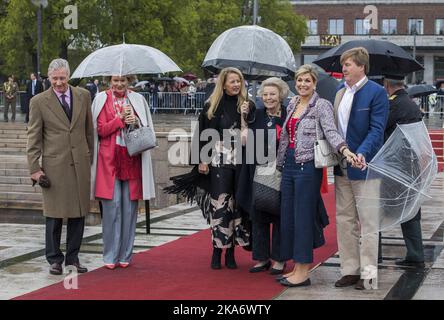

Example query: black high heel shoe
[270,262,286,275]
[275,274,288,282]
[211,248,222,269]
[280,278,311,287]
[249,260,271,273]
[225,247,237,269]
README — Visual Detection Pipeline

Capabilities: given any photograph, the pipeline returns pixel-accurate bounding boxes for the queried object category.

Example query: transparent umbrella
[356,121,438,235]
[202,25,296,80]
[71,43,181,78]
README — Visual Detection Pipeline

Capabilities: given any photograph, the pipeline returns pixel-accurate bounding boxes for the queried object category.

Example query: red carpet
[15,186,337,300]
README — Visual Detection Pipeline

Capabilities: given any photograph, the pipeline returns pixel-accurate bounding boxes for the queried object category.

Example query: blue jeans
[280,148,323,263]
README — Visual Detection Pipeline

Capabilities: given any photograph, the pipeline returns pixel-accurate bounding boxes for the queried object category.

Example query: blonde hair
[258,77,289,102]
[340,47,370,74]
[207,67,247,120]
[294,64,319,84]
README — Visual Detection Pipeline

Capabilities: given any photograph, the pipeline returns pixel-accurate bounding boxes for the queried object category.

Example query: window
[406,56,424,84]
[408,19,424,35]
[381,19,397,35]
[307,19,318,35]
[436,19,444,35]
[302,55,318,65]
[355,19,370,35]
[329,19,344,35]
[435,56,444,80]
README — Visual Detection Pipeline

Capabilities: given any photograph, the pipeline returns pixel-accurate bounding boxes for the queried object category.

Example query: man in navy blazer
[332,47,389,290]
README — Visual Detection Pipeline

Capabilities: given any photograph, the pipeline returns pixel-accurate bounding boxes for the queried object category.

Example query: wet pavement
[0,173,443,300]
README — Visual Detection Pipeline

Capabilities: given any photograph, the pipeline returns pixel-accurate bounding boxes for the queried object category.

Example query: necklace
[266,109,281,127]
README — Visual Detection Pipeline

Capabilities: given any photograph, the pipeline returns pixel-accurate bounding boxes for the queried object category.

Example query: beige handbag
[314,111,339,168]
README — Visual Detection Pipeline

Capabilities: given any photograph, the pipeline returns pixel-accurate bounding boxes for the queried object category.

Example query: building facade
[291,0,444,84]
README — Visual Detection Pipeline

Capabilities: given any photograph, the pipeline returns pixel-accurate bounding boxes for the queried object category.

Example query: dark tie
[60,94,71,121]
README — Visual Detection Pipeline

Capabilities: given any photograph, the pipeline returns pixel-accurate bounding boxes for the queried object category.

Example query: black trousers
[45,217,85,265]
[252,218,283,262]
[401,209,424,262]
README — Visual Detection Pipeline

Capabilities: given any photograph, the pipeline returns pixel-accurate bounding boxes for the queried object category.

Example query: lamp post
[251,0,259,101]
[31,0,48,78]
[253,0,258,25]
[412,20,422,84]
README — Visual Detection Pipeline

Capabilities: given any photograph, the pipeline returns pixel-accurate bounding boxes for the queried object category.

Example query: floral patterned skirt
[208,164,250,248]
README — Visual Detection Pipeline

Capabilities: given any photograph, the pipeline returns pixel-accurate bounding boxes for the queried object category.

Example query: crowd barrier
[0,91,206,115]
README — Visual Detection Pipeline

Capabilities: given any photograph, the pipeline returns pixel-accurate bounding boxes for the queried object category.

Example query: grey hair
[258,77,290,102]
[48,58,70,78]
[385,78,404,88]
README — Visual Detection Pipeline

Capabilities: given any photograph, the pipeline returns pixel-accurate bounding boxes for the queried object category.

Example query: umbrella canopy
[173,76,190,84]
[71,43,182,78]
[407,84,438,97]
[313,39,423,76]
[153,76,174,82]
[202,25,296,80]
[182,72,198,81]
[135,80,149,87]
[287,71,340,104]
[356,121,437,234]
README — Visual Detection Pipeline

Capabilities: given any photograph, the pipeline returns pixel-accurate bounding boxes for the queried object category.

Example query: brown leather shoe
[334,275,360,287]
[49,263,63,275]
[66,262,88,273]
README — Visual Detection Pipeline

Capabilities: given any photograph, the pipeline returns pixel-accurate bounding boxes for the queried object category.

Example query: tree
[0,0,307,80]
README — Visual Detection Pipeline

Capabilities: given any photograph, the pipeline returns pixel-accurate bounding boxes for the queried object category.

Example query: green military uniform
[386,88,425,265]
[3,79,19,122]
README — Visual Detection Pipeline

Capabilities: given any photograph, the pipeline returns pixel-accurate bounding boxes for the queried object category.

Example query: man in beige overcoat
[27,58,93,275]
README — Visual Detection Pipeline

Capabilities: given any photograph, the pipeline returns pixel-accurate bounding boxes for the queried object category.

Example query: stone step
[0,154,27,160]
[0,176,31,185]
[0,128,27,133]
[0,192,42,201]
[0,199,43,210]
[0,142,27,148]
[0,162,28,169]
[0,148,27,155]
[0,133,27,139]
[0,126,27,132]
[0,184,41,193]
[0,168,29,177]
[0,138,27,143]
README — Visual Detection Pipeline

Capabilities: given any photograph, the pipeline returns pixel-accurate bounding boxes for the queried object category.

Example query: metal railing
[139,92,206,114]
[416,95,444,129]
[0,91,206,115]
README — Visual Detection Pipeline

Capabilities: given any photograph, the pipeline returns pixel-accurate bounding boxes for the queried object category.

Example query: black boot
[211,248,222,269]
[225,247,237,269]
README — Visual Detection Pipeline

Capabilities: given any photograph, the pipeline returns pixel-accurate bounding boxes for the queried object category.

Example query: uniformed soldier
[383,73,425,268]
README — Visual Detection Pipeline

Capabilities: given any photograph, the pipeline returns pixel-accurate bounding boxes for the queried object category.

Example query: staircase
[429,130,444,172]
[0,122,46,223]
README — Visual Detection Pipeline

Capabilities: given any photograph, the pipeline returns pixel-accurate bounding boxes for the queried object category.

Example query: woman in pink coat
[91,75,156,269]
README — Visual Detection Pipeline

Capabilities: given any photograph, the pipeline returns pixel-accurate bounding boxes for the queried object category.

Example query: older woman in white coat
[91,75,156,269]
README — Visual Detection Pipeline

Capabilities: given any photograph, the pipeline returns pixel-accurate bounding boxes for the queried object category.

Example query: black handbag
[252,163,281,215]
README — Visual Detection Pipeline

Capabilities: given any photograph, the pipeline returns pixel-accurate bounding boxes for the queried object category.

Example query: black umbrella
[407,84,438,98]
[287,71,340,104]
[313,39,423,76]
